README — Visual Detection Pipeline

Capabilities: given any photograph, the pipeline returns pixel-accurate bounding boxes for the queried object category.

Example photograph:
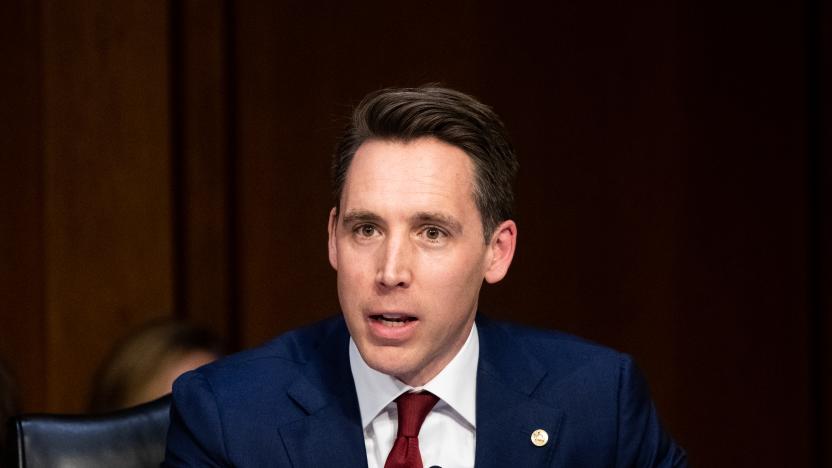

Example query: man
[164,86,687,467]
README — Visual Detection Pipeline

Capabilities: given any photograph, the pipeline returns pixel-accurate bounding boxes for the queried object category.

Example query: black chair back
[6,395,170,468]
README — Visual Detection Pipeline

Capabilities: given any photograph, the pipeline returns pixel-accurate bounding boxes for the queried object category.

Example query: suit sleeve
[615,356,688,468]
[163,370,231,467]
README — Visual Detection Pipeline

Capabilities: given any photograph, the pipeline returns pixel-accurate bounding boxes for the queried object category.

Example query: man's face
[328,137,515,386]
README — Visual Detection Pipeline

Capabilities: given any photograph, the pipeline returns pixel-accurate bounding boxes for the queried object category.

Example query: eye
[421,226,447,243]
[356,224,377,237]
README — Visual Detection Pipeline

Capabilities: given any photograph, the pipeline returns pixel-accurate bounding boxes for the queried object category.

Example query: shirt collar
[349,323,479,430]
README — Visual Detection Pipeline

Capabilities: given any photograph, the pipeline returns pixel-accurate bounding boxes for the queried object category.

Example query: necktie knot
[395,391,439,437]
[384,391,439,468]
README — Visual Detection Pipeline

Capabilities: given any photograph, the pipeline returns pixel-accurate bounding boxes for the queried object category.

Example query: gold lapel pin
[531,429,549,447]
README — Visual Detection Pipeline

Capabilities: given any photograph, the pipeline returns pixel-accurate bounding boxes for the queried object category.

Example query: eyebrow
[340,210,383,226]
[340,210,464,234]
[412,211,464,234]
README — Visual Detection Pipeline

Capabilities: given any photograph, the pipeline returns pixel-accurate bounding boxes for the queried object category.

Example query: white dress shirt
[349,324,479,468]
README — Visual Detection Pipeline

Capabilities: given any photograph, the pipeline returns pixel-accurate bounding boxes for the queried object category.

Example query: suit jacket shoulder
[474,316,687,467]
[163,315,367,467]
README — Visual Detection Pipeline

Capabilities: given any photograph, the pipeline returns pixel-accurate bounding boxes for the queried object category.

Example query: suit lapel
[474,316,564,468]
[278,401,367,467]
[278,320,368,468]
[275,316,565,467]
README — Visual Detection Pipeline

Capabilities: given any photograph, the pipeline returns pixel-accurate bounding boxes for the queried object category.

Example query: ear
[327,207,338,270]
[484,220,517,284]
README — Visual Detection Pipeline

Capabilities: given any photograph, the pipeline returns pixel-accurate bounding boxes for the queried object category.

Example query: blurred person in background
[89,320,223,413]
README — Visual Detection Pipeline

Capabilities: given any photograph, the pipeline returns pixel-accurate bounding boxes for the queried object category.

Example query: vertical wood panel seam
[805,0,824,464]
[40,0,56,411]
[34,0,48,411]
[169,0,186,320]
[223,0,241,352]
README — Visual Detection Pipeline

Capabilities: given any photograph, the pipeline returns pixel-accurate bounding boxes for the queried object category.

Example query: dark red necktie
[384,391,439,468]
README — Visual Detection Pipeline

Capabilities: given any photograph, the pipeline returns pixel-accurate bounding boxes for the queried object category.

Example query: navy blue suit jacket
[163,315,687,467]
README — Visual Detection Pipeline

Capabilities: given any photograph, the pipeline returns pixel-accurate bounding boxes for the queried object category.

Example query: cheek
[336,257,373,303]
[419,256,485,305]
[424,245,486,284]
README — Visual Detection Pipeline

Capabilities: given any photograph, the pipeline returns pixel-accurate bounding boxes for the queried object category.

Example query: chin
[363,348,415,379]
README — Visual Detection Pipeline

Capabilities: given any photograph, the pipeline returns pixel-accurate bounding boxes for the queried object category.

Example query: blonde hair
[89,320,222,412]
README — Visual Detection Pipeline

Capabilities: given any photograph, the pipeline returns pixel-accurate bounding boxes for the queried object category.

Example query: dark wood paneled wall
[41,0,174,412]
[2,0,174,413]
[0,0,46,411]
[0,1,827,466]
[173,0,233,341]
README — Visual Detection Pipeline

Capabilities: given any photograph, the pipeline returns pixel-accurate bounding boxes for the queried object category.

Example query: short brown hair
[332,85,518,241]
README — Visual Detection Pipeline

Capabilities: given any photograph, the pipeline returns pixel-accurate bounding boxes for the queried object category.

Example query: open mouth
[370,313,417,327]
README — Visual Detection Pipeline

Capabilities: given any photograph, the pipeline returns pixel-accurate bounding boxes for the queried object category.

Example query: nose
[376,235,412,289]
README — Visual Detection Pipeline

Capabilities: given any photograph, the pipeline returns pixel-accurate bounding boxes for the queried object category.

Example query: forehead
[341,137,478,218]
